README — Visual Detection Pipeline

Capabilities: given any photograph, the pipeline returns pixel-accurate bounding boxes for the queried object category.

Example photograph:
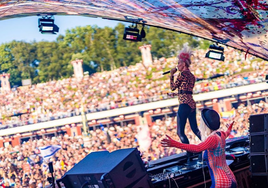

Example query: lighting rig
[123,16,146,42]
[38,15,59,34]
[205,44,225,61]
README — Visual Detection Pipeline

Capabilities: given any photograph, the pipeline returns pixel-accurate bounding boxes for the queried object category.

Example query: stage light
[123,27,141,41]
[205,44,225,61]
[38,16,59,34]
[123,23,141,42]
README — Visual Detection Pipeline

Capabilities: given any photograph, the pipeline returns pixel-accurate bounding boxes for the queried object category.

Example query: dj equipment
[148,136,250,188]
[56,148,153,188]
[56,136,250,188]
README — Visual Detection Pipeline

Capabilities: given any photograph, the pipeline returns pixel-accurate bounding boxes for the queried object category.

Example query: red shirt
[169,124,237,188]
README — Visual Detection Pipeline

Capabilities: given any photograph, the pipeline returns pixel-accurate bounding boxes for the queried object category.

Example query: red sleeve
[170,72,183,91]
[222,122,234,139]
[170,135,218,153]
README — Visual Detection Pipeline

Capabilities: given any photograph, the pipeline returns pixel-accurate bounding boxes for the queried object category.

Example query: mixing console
[148,136,250,188]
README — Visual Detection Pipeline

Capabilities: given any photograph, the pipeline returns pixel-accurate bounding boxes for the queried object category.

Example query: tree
[0,41,37,86]
[34,41,73,83]
[114,23,141,67]
[0,43,14,72]
[62,26,96,74]
[10,41,37,80]
[0,23,203,86]
[0,42,21,86]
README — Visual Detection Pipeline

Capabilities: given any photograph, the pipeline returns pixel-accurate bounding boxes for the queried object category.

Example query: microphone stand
[48,162,56,188]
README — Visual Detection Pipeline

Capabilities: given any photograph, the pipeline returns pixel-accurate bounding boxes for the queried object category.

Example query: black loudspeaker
[249,114,268,182]
[249,114,268,133]
[250,154,268,173]
[251,175,268,188]
[57,148,153,188]
[250,134,268,153]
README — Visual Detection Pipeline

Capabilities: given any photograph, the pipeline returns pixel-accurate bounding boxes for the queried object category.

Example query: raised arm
[161,135,217,153]
[222,121,235,139]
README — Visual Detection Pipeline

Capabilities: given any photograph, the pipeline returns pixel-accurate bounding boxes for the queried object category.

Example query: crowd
[0,46,267,188]
[0,98,268,187]
[0,48,267,127]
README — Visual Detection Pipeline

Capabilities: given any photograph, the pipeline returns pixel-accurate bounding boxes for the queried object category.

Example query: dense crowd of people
[0,99,267,187]
[0,46,267,187]
[0,48,267,127]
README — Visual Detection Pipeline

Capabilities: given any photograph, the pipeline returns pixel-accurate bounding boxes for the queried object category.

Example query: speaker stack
[250,113,268,187]
[56,148,153,188]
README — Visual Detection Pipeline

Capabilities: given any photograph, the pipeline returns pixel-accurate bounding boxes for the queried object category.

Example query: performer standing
[169,46,201,160]
[161,109,237,188]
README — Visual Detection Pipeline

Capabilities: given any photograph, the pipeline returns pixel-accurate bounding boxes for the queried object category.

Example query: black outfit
[170,70,201,159]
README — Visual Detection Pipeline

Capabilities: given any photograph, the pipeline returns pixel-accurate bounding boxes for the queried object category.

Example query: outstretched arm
[222,121,235,139]
[161,135,217,153]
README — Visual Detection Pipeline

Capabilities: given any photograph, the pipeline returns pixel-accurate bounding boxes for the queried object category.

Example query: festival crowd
[0,99,267,187]
[0,48,267,127]
[0,47,267,187]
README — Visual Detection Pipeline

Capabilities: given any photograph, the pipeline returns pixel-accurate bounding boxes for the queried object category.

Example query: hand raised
[227,121,235,129]
[161,135,176,147]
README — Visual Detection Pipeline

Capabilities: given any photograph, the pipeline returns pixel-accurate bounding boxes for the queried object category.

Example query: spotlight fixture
[123,22,146,42]
[38,15,59,34]
[205,44,225,61]
[123,23,141,42]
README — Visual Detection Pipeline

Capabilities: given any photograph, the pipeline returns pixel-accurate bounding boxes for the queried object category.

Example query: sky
[0,15,121,45]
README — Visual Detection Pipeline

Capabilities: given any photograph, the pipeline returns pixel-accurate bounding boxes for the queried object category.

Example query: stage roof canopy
[1,0,268,60]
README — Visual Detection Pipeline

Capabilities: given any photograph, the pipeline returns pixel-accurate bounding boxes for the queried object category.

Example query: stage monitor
[56,148,153,188]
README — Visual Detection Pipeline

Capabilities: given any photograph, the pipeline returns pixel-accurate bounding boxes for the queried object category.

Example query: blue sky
[0,15,121,45]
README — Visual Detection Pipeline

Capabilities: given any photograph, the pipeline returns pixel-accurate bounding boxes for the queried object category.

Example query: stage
[56,136,257,188]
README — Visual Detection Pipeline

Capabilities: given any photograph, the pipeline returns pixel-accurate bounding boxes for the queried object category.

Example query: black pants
[177,104,201,144]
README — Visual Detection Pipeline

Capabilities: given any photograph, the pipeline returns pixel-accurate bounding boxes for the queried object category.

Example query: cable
[171,177,179,188]
[163,169,171,188]
[81,181,90,188]
[201,151,206,188]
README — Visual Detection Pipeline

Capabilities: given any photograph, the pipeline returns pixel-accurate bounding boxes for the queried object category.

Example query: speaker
[250,134,268,153]
[249,114,268,133]
[251,175,268,188]
[250,154,268,173]
[249,114,268,177]
[57,148,153,188]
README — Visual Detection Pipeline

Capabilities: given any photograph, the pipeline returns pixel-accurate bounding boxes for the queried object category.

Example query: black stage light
[38,17,59,34]
[123,26,141,42]
[205,44,225,61]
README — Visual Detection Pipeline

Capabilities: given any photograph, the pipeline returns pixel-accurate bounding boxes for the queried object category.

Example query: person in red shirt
[169,46,201,160]
[161,109,237,188]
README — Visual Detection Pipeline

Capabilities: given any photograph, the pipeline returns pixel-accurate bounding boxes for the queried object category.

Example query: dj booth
[56,136,251,188]
[148,136,250,188]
